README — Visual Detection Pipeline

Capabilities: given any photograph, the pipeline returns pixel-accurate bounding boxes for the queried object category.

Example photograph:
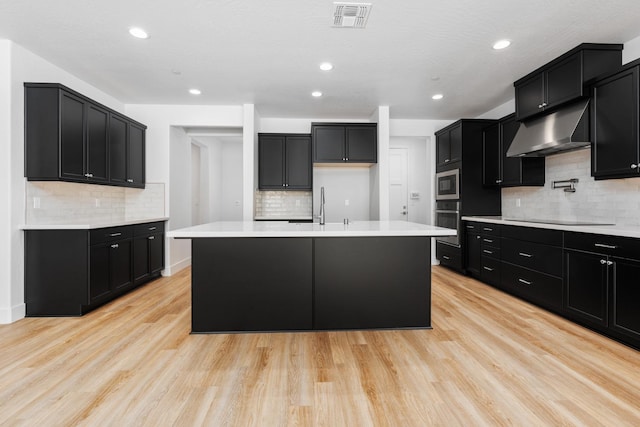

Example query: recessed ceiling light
[312,91,323,97]
[432,94,444,100]
[493,39,511,50]
[320,62,334,71]
[129,27,149,39]
[189,89,201,95]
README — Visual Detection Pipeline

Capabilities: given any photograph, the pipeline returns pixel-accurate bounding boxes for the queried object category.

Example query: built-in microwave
[435,169,459,200]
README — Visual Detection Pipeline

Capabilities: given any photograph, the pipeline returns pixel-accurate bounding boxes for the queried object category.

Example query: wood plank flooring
[1,266,639,426]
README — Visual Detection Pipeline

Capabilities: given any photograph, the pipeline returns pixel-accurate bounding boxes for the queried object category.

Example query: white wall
[623,34,640,64]
[475,99,515,120]
[313,167,371,222]
[1,41,130,324]
[221,141,243,220]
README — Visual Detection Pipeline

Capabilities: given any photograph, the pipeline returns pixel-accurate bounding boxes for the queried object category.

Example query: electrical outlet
[33,197,40,209]
[344,199,350,206]
[516,198,521,207]
[95,198,100,208]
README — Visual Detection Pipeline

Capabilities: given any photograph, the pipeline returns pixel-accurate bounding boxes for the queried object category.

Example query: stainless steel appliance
[435,200,460,246]
[435,169,459,200]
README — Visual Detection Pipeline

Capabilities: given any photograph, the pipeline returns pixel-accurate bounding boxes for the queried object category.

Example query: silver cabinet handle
[483,266,494,272]
[85,173,93,178]
[111,243,119,249]
[444,159,450,163]
[594,243,617,249]
[483,227,493,232]
[483,238,494,243]
[538,104,543,109]
[476,235,481,239]
[483,250,493,254]
[607,260,613,266]
[518,278,532,285]
[442,255,450,260]
[518,252,533,258]
[148,227,156,231]
[600,259,607,264]
[127,179,134,183]
[495,179,502,184]
[109,232,122,237]
[148,236,155,240]
[466,225,475,229]
[542,102,547,107]
[631,164,638,169]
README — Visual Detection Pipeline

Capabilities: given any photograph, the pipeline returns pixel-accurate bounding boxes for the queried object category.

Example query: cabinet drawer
[464,222,481,233]
[481,257,501,287]
[90,226,133,245]
[134,221,165,237]
[502,238,563,277]
[564,232,640,261]
[480,224,501,238]
[436,242,462,272]
[481,242,501,260]
[501,262,563,311]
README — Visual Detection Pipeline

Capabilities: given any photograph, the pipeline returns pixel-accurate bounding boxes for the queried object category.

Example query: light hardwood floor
[1,266,639,426]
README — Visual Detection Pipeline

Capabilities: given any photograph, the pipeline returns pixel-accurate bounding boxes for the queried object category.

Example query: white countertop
[167,220,457,238]
[21,217,169,230]
[462,216,640,239]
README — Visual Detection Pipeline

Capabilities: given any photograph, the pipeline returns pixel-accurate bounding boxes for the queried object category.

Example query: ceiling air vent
[332,2,372,28]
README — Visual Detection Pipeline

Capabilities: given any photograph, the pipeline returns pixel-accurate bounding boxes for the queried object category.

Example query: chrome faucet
[318,186,326,225]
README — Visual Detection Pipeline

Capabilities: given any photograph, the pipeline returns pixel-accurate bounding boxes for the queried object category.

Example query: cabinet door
[127,123,145,187]
[313,126,345,162]
[148,233,164,275]
[515,73,545,121]
[591,67,639,179]
[449,125,462,164]
[86,104,109,183]
[501,115,522,185]
[345,126,377,162]
[285,136,312,189]
[436,131,450,168]
[109,114,128,185]
[89,244,110,302]
[545,53,583,109]
[259,135,285,189]
[482,122,501,186]
[610,257,640,342]
[466,233,482,277]
[60,91,86,180]
[133,235,150,284]
[565,250,608,327]
[110,240,132,290]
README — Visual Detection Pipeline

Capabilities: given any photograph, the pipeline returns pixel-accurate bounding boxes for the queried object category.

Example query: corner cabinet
[258,133,312,190]
[24,221,165,316]
[590,61,640,180]
[25,83,146,188]
[311,123,377,163]
[483,113,545,187]
[514,43,622,121]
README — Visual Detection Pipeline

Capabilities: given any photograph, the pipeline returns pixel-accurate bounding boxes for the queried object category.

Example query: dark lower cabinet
[611,257,640,343]
[25,221,165,316]
[565,249,608,327]
[436,241,463,272]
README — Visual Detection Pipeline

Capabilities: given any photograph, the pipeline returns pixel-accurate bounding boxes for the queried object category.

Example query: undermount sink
[503,218,614,226]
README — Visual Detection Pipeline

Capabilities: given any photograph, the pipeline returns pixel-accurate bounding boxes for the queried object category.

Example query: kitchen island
[168,221,455,333]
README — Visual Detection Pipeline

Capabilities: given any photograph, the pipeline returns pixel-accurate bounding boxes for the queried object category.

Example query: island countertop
[167,220,457,238]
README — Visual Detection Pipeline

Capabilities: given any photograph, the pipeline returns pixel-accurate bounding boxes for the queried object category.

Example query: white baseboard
[162,257,191,276]
[0,303,26,324]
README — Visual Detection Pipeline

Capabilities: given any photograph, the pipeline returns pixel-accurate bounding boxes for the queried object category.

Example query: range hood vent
[332,2,372,28]
[507,99,591,157]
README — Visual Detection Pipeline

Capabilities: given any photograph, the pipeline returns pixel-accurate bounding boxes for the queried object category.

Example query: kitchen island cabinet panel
[314,237,430,330]
[191,238,313,332]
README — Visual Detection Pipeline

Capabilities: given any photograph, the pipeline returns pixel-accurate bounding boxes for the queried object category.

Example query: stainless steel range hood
[506,99,590,157]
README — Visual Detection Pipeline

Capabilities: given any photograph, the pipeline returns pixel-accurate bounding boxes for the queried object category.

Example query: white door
[389,148,409,221]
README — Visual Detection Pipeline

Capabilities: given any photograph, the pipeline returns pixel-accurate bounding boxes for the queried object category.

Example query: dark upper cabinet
[514,44,622,121]
[591,63,640,180]
[25,83,147,188]
[259,134,311,190]
[483,114,545,187]
[312,123,377,163]
[436,123,462,171]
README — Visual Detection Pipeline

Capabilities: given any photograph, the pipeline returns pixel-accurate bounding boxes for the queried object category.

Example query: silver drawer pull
[127,179,134,183]
[148,236,155,240]
[483,250,493,254]
[607,260,613,266]
[148,227,157,231]
[109,232,122,237]
[483,266,494,272]
[518,252,533,258]
[111,244,119,249]
[483,227,493,232]
[600,259,607,264]
[594,243,618,249]
[466,225,475,229]
[442,255,450,260]
[483,239,494,243]
[518,278,532,285]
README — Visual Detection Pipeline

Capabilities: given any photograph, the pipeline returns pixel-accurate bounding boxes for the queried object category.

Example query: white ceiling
[2,0,640,119]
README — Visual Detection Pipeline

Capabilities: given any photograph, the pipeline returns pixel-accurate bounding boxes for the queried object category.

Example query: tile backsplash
[254,190,313,219]
[502,148,640,226]
[26,182,165,225]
